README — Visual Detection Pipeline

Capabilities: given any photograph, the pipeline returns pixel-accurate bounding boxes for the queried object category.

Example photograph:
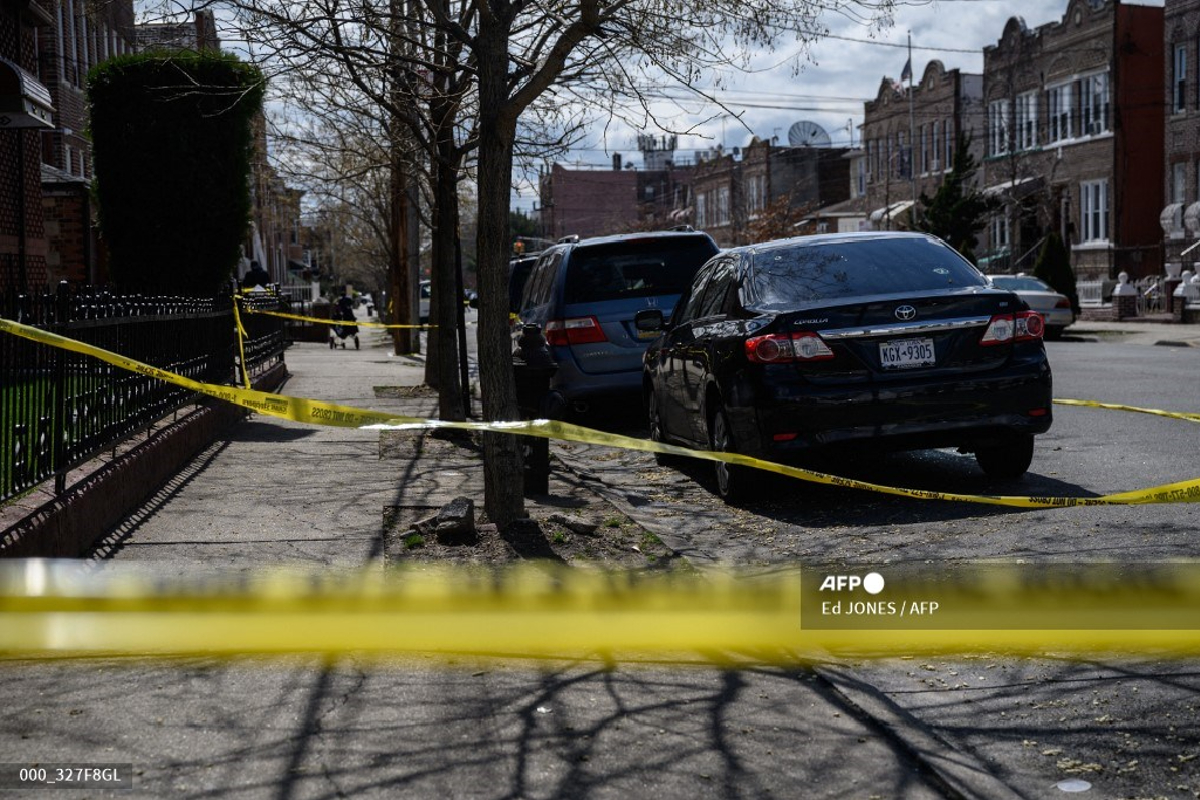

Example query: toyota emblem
[895,305,917,321]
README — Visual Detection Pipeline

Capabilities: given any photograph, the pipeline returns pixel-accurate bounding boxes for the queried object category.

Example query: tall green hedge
[88,51,265,295]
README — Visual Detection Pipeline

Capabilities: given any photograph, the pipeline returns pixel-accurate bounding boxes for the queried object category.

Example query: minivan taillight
[980,311,1044,345]
[545,316,607,346]
[745,332,834,363]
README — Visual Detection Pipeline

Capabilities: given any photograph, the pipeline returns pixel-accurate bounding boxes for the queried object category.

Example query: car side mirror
[635,308,665,332]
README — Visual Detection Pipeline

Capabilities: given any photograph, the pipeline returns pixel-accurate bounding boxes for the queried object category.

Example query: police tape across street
[1,316,1199,511]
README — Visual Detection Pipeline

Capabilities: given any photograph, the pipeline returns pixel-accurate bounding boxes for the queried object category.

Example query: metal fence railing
[2,282,286,504]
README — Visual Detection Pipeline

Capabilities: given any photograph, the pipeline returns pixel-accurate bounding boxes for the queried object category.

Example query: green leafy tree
[913,135,996,263]
[1033,231,1079,314]
[89,51,264,295]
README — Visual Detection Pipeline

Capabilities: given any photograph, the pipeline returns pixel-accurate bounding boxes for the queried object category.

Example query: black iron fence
[1,282,286,504]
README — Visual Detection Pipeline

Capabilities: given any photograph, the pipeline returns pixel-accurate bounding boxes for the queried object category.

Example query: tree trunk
[430,134,464,420]
[475,11,524,526]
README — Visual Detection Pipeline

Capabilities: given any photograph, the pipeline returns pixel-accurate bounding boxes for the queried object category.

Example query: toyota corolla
[638,232,1053,501]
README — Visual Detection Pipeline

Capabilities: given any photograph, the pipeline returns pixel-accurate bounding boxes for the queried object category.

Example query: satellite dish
[787,120,831,147]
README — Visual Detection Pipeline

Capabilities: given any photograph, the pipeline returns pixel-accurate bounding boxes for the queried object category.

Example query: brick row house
[858,61,984,235]
[693,137,851,247]
[538,135,849,249]
[978,0,1164,281]
[1164,0,1200,278]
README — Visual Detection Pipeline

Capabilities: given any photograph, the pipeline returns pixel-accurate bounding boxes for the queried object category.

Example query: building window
[716,187,730,225]
[919,124,927,174]
[1080,180,1109,243]
[1048,83,1072,142]
[1080,72,1110,135]
[988,99,1011,156]
[855,159,866,197]
[931,121,940,172]
[1174,44,1188,113]
[1016,90,1038,150]
[1173,162,1187,204]
[695,194,707,227]
[990,214,1010,251]
[944,119,952,168]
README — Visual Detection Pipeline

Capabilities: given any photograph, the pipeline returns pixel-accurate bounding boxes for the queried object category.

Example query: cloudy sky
[511,0,1165,210]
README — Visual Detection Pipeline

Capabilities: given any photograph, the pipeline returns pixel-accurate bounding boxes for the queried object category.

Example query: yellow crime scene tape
[237,303,434,330]
[2,316,1199,511]
[3,317,1200,660]
[2,560,1200,658]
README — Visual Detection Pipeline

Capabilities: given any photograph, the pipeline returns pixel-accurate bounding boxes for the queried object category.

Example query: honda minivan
[515,229,720,417]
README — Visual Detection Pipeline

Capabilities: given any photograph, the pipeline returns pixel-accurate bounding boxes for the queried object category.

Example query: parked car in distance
[515,228,720,417]
[639,232,1053,501]
[986,274,1075,339]
[418,279,431,323]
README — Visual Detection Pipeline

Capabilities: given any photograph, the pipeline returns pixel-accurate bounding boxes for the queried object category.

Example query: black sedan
[638,232,1053,501]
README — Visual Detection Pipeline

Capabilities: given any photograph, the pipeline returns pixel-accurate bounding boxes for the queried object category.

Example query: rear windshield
[990,275,1052,292]
[749,237,986,305]
[564,237,717,304]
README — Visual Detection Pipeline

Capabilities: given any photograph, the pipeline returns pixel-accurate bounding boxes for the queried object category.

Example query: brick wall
[0,7,50,292]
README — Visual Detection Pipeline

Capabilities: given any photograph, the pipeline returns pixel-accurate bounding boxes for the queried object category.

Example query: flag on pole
[900,57,912,85]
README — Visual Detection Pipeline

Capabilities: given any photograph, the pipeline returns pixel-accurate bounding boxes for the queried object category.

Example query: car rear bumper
[728,356,1052,458]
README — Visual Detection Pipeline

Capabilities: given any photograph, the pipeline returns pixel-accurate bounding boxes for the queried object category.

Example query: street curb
[814,665,1028,800]
[0,363,288,559]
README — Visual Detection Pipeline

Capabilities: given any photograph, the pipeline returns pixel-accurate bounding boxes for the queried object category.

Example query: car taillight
[745,332,834,363]
[980,311,1044,346]
[545,316,607,346]
[1054,298,1071,309]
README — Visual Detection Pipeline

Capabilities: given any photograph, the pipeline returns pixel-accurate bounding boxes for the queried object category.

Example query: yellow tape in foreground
[239,305,433,330]
[3,561,1200,659]
[2,317,1199,510]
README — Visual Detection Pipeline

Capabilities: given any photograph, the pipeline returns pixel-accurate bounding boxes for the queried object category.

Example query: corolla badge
[894,305,918,321]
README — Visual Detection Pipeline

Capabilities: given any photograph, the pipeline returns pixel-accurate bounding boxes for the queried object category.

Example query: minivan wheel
[975,434,1035,480]
[711,408,752,502]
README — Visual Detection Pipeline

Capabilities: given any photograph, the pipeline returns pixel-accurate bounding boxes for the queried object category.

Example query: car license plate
[879,338,935,369]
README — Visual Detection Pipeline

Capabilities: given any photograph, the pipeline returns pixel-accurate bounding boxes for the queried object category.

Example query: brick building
[1163,0,1200,274]
[538,139,696,241]
[538,162,639,240]
[981,0,1164,280]
[860,60,984,233]
[1,0,55,293]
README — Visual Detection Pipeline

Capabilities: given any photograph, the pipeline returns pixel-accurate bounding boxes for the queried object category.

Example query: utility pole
[907,31,917,209]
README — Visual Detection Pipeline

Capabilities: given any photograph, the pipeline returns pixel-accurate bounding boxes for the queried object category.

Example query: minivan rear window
[749,238,986,305]
[563,237,717,304]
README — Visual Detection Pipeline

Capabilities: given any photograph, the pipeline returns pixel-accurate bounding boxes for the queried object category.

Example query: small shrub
[404,533,426,549]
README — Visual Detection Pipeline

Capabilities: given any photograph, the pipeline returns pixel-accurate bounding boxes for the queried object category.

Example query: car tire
[975,434,1035,480]
[710,407,753,503]
[646,385,672,465]
[1045,326,1064,340]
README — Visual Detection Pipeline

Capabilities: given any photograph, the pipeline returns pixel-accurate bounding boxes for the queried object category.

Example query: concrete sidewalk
[0,324,1030,799]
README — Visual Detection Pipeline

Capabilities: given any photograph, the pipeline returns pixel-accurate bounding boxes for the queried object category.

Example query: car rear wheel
[711,407,753,502]
[975,434,1035,480]
[1045,326,1065,340]
[646,386,672,465]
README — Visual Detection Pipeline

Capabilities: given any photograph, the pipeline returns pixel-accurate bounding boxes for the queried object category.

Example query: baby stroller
[329,296,360,350]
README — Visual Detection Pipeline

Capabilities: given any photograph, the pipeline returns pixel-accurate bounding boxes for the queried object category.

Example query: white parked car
[419,280,431,323]
[986,274,1075,339]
